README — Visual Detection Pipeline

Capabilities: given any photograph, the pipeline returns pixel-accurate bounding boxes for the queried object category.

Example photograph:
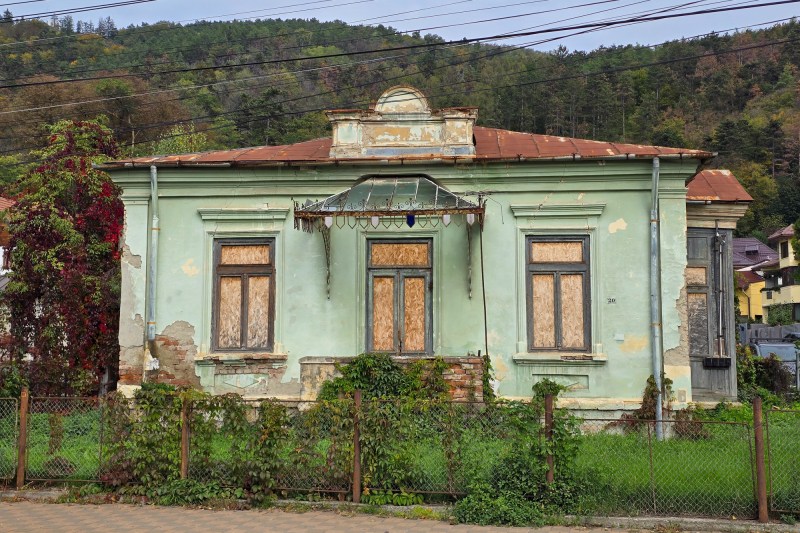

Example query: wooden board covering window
[220,244,270,265]
[403,277,426,352]
[372,276,395,351]
[213,239,274,352]
[371,243,429,267]
[686,267,707,286]
[527,236,590,352]
[531,274,555,348]
[688,292,709,355]
[218,277,242,348]
[247,276,271,348]
[531,241,583,263]
[560,274,585,349]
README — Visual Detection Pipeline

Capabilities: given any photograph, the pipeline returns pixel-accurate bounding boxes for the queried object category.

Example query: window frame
[781,241,789,259]
[365,238,433,355]
[525,235,591,353]
[211,237,276,353]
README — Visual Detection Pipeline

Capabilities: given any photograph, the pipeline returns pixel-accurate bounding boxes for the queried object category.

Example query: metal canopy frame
[293,175,484,232]
[294,175,485,300]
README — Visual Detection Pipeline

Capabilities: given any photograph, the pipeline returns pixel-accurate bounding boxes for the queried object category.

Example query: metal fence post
[544,393,554,484]
[180,397,189,480]
[753,396,769,523]
[15,387,28,489]
[352,389,362,503]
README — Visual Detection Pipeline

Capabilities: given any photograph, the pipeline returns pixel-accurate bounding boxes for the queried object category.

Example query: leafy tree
[0,119,123,396]
[151,123,209,155]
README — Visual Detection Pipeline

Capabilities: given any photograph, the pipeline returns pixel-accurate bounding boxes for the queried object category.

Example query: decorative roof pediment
[325,86,477,160]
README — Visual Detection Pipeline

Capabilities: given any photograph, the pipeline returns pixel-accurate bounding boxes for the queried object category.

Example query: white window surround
[509,203,607,365]
[198,207,289,359]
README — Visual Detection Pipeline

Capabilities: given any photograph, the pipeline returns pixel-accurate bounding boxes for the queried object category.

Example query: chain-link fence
[187,399,354,494]
[766,409,800,513]
[25,397,104,481]
[575,419,755,517]
[358,400,534,496]
[0,398,18,483]
[1,390,798,519]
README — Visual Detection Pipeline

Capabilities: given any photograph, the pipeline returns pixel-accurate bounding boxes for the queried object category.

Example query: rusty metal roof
[100,126,713,169]
[686,169,752,203]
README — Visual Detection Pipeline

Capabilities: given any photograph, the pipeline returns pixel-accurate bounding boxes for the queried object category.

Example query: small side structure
[762,225,800,323]
[102,86,750,414]
[685,169,752,401]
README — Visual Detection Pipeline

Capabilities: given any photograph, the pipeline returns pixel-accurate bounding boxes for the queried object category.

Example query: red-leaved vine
[0,119,123,396]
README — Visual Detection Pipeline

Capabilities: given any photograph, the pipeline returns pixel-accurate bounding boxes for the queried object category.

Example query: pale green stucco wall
[111,158,699,407]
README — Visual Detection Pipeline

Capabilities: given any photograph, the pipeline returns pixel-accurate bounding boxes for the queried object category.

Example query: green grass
[0,401,798,518]
[574,423,756,517]
[24,410,103,481]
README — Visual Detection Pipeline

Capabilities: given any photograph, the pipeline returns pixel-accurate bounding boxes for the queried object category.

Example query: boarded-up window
[367,240,432,354]
[527,236,590,351]
[213,239,275,352]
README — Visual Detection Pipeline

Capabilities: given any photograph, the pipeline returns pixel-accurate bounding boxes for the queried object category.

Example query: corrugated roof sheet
[768,224,795,243]
[686,169,752,202]
[100,126,713,169]
[0,197,15,211]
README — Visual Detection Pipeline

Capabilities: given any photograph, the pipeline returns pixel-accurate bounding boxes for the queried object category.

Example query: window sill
[513,352,607,365]
[197,352,288,363]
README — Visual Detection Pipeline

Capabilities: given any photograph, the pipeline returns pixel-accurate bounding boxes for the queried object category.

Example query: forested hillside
[1,12,799,239]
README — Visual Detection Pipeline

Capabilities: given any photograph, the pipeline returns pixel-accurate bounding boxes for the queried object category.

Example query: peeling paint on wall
[619,335,648,353]
[153,321,201,387]
[608,218,628,234]
[181,258,199,277]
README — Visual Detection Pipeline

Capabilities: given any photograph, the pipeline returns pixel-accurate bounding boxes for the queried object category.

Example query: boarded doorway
[366,239,432,354]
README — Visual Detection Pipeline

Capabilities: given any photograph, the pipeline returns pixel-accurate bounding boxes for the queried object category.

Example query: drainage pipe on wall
[650,157,664,440]
[146,165,159,359]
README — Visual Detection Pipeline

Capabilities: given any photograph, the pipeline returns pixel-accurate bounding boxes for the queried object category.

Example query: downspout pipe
[146,165,159,359]
[650,157,664,440]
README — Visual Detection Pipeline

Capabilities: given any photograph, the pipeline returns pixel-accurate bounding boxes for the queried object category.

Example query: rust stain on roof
[101,126,714,169]
[686,169,752,202]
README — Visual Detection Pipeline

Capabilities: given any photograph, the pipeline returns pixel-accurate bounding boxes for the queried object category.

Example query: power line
[4,21,797,158]
[3,25,796,168]
[0,0,730,120]
[0,0,154,23]
[0,0,619,79]
[3,0,796,90]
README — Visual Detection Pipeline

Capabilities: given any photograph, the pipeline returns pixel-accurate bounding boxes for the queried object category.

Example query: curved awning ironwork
[293,176,483,232]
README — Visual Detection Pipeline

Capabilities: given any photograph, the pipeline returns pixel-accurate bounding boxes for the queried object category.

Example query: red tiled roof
[736,270,764,290]
[686,169,752,202]
[0,197,15,211]
[768,224,795,243]
[101,127,713,169]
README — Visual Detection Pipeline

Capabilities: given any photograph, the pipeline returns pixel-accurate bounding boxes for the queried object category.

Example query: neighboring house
[736,270,766,322]
[102,86,749,411]
[730,237,776,322]
[763,225,800,323]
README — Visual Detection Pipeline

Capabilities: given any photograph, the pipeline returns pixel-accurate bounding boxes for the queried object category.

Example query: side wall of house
[113,159,698,410]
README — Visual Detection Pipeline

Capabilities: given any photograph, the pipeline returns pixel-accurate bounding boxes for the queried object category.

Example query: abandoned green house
[102,86,751,414]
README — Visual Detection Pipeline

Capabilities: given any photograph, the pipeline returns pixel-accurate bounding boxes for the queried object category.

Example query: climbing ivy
[0,119,123,395]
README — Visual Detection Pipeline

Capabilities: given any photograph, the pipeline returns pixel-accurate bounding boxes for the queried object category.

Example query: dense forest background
[1,12,799,239]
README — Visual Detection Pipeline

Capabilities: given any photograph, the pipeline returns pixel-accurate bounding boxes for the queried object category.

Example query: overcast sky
[17,0,800,51]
